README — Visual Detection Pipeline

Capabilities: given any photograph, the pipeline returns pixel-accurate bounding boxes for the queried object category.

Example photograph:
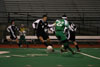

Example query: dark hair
[42,15,47,18]
[11,20,14,23]
[10,20,15,24]
[62,15,67,17]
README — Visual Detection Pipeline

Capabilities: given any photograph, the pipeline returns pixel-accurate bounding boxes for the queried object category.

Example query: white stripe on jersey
[67,30,70,39]
[7,25,16,38]
[32,19,43,29]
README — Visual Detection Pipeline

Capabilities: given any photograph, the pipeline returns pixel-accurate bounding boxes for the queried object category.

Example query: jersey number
[56,21,64,26]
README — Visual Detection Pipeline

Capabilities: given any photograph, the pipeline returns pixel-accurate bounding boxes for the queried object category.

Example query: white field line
[76,52,100,60]
[0,51,10,54]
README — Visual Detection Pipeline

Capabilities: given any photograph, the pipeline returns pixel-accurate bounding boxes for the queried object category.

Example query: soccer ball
[47,46,53,52]
[61,45,64,49]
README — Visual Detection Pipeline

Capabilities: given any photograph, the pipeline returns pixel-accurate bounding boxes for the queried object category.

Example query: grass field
[0,48,100,67]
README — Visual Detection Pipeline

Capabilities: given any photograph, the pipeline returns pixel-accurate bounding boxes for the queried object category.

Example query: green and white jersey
[55,19,69,31]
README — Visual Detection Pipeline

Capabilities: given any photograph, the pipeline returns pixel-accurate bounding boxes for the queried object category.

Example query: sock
[67,46,74,53]
[75,45,79,50]
[63,42,74,53]
[48,43,53,46]
[18,43,21,47]
[43,42,48,47]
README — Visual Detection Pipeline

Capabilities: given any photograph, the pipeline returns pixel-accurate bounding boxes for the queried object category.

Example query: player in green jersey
[50,15,75,54]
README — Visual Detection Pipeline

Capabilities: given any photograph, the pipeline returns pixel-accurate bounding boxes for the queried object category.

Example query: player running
[65,22,80,52]
[19,24,28,47]
[32,15,54,51]
[7,20,19,47]
[50,15,75,54]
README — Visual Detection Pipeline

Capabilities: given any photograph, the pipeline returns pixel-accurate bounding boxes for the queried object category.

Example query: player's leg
[10,34,20,47]
[42,32,54,47]
[73,41,80,52]
[11,33,20,47]
[23,36,28,48]
[19,35,27,48]
[47,38,53,46]
[36,32,48,46]
[46,38,55,52]
[18,36,22,47]
[71,31,80,52]
[61,32,74,54]
[61,39,74,54]
[56,31,74,54]
[18,39,22,47]
[22,37,28,48]
[39,36,48,46]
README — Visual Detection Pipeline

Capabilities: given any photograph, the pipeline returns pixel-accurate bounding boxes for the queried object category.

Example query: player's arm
[64,27,68,33]
[32,20,40,29]
[16,26,19,31]
[73,23,77,31]
[48,22,56,27]
[32,22,36,29]
[7,26,10,32]
[68,25,74,31]
[65,20,74,32]
[48,22,56,32]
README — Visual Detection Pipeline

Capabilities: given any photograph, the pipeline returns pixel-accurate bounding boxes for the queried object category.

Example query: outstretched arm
[7,26,10,32]
[48,23,56,27]
[32,20,40,29]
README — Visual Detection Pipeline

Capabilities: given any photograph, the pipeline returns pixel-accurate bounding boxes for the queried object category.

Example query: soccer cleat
[60,49,68,53]
[77,49,80,52]
[72,52,75,55]
[19,45,22,48]
[52,49,55,52]
[71,51,75,55]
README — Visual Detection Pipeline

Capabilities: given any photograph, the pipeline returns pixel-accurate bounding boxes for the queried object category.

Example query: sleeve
[73,24,77,31]
[48,23,56,28]
[7,26,10,32]
[64,20,69,27]
[32,23,36,29]
[48,19,59,28]
[65,20,74,31]
[32,19,40,29]
[68,25,74,31]
[64,27,68,33]
[16,26,19,31]
[74,26,77,31]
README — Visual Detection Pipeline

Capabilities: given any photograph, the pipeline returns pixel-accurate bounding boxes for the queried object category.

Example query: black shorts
[36,31,49,40]
[67,31,75,41]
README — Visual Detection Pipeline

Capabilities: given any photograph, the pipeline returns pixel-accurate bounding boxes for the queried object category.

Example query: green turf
[0,48,100,67]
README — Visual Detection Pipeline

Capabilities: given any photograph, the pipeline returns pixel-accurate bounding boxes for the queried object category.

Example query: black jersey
[7,25,19,39]
[33,19,49,33]
[66,22,77,41]
[69,22,77,32]
[32,19,49,40]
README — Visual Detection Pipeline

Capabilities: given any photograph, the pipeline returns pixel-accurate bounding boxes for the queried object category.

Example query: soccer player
[7,20,19,46]
[19,24,28,47]
[50,15,75,54]
[32,15,54,51]
[65,22,80,52]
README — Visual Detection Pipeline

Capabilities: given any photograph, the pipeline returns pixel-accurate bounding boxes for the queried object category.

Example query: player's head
[11,20,15,25]
[62,15,67,20]
[21,24,24,27]
[42,15,48,22]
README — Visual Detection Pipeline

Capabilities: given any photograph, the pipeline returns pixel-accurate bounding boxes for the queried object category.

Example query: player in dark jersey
[65,22,80,52]
[7,20,19,46]
[32,15,54,51]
